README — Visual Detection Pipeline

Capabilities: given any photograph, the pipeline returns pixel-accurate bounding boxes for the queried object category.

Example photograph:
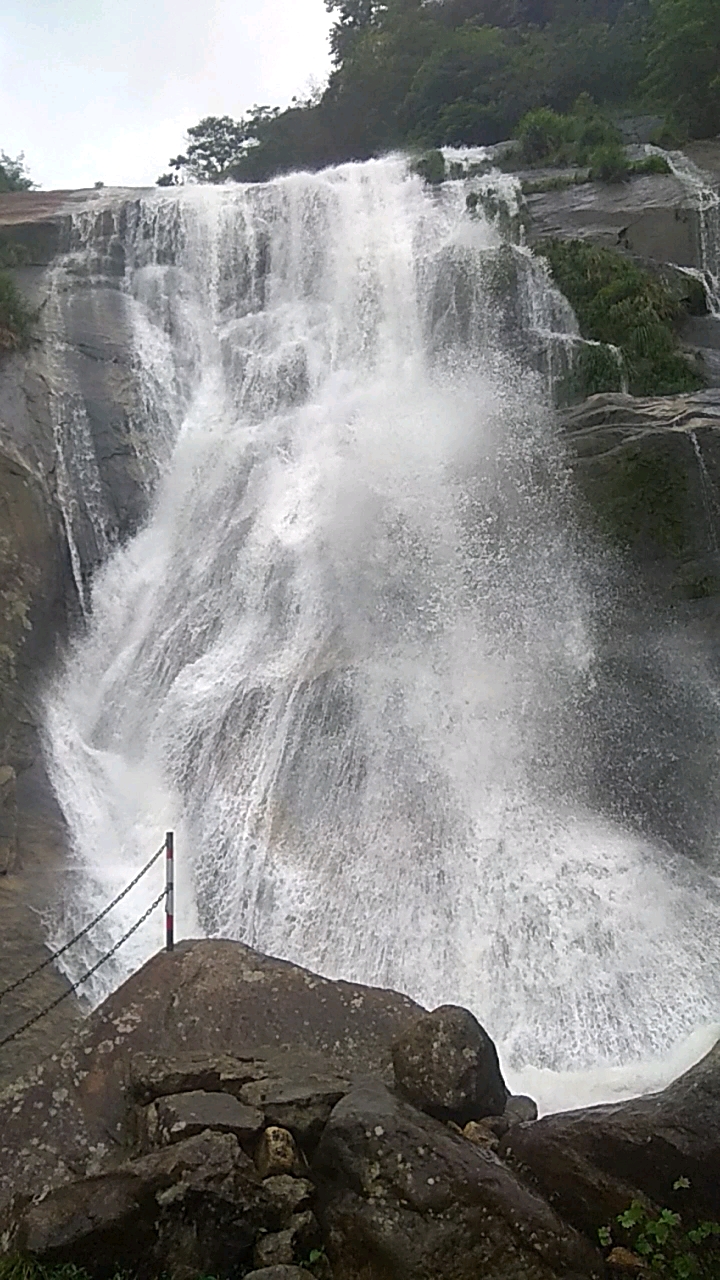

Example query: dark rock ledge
[0,938,717,1280]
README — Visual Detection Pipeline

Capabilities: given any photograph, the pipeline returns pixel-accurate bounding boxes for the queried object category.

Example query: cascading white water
[43,157,720,1109]
[664,149,720,314]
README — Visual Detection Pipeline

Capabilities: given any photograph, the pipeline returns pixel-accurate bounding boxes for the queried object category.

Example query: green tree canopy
[159,0,720,183]
[0,152,34,193]
[645,0,720,137]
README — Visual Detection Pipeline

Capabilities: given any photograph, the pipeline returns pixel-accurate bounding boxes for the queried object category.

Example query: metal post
[165,831,174,952]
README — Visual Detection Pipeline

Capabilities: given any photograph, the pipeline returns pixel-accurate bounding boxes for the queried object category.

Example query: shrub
[0,272,37,351]
[0,152,34,193]
[539,238,704,396]
[517,108,570,164]
[632,153,672,176]
[589,141,630,183]
[571,107,623,165]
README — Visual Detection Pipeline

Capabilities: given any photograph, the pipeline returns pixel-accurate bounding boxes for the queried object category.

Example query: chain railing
[0,832,175,1052]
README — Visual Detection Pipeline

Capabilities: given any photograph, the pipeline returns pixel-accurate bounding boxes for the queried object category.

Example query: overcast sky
[1,0,333,190]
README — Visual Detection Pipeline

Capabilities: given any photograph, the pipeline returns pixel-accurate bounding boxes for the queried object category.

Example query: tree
[0,152,34,193]
[645,0,720,137]
[157,112,279,185]
[325,0,378,63]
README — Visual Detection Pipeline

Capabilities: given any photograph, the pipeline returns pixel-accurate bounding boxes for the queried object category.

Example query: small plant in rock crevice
[599,1180,720,1278]
[0,272,38,352]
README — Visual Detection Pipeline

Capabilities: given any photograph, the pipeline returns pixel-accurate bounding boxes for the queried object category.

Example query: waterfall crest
[43,157,720,1102]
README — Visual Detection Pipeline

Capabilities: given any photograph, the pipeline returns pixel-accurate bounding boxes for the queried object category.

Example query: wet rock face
[524,171,700,269]
[391,1004,509,1125]
[502,1038,720,1239]
[313,1078,602,1280]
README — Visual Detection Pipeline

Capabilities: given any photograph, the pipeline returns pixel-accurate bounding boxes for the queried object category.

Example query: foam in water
[43,157,720,1112]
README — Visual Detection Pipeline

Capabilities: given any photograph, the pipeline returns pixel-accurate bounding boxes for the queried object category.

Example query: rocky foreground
[0,939,717,1280]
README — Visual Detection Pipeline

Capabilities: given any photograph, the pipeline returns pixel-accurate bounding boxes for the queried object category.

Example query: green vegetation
[645,0,720,140]
[0,153,34,193]
[539,238,703,396]
[633,152,672,175]
[160,0,719,185]
[0,1263,97,1280]
[0,273,37,352]
[599,1181,720,1277]
[515,97,624,168]
[413,148,447,184]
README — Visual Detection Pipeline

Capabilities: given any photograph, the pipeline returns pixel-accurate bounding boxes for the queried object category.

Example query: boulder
[0,938,421,1218]
[505,1094,539,1124]
[148,1090,264,1148]
[313,1078,603,1280]
[391,1004,508,1125]
[10,1130,274,1280]
[502,1036,720,1239]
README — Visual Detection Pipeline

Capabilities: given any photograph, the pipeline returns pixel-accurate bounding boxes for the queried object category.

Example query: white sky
[1,0,333,190]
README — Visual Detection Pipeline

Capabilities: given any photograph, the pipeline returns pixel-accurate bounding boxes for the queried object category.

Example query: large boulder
[0,938,421,1218]
[9,1130,281,1280]
[313,1078,603,1280]
[503,1036,720,1239]
[391,1004,508,1125]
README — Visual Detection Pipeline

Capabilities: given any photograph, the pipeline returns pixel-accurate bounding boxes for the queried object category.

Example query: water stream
[42,157,720,1110]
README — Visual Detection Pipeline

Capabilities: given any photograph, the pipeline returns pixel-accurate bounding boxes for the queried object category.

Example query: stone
[505,1094,538,1124]
[607,1248,647,1272]
[463,1118,500,1150]
[240,1061,349,1147]
[130,1051,270,1104]
[391,1004,509,1125]
[244,1270,315,1280]
[253,1231,295,1268]
[151,1090,265,1147]
[261,1176,315,1220]
[253,1211,320,1268]
[502,1036,720,1240]
[0,938,421,1215]
[256,1126,305,1179]
[10,1130,274,1279]
[313,1078,603,1280]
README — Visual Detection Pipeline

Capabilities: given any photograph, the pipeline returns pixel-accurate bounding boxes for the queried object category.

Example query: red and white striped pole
[165,831,174,952]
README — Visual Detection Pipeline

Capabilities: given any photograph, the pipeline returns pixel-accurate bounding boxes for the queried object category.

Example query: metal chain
[0,844,165,1003]
[0,887,167,1053]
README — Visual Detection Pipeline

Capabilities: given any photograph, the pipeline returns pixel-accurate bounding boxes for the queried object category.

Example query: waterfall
[43,157,720,1107]
[665,150,720,314]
